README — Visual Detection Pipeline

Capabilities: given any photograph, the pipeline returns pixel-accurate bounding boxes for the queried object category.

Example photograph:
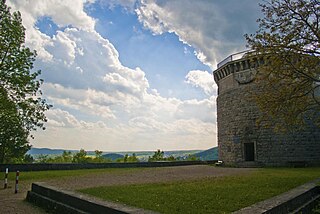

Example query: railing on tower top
[217,50,254,68]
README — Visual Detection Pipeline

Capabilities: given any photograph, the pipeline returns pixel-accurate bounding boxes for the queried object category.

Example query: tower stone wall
[214,52,320,166]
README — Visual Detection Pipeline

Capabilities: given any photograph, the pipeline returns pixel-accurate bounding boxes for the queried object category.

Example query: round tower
[213,51,320,166]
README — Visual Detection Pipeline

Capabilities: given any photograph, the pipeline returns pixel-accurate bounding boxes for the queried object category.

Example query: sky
[7,0,262,152]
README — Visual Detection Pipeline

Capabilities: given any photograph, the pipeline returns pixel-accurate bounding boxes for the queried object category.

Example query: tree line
[18,149,199,164]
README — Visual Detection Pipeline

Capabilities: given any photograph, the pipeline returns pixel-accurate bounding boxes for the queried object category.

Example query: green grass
[79,168,320,214]
[6,168,144,182]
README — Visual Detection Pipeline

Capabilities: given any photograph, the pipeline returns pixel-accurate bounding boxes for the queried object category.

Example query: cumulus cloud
[185,70,217,95]
[99,0,137,12]
[135,0,261,69]
[9,0,218,150]
[175,98,216,123]
[8,0,95,60]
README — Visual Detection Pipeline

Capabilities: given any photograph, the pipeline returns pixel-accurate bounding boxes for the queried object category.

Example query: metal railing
[217,50,253,68]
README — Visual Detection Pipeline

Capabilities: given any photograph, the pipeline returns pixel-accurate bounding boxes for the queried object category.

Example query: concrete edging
[26,182,158,214]
[233,179,320,214]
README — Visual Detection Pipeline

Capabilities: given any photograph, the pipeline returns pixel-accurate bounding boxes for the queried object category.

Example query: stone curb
[26,182,159,214]
[233,178,320,214]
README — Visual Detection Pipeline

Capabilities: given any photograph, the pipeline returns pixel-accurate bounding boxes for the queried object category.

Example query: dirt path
[0,165,255,213]
[47,165,255,190]
[0,181,46,214]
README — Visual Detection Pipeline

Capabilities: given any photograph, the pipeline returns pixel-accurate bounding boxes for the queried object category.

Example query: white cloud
[8,0,95,60]
[43,84,117,120]
[9,0,218,151]
[46,109,80,128]
[175,98,216,123]
[135,0,260,69]
[9,0,95,30]
[101,0,137,11]
[50,30,77,64]
[185,70,217,95]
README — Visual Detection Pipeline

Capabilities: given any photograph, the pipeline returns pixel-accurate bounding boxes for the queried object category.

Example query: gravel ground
[0,181,46,214]
[0,165,255,213]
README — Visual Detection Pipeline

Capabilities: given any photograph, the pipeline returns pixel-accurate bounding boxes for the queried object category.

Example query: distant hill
[27,147,218,161]
[194,147,218,161]
[27,148,76,155]
[102,153,124,161]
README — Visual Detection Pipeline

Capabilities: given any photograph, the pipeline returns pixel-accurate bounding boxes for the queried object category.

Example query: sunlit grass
[5,167,144,182]
[79,167,320,214]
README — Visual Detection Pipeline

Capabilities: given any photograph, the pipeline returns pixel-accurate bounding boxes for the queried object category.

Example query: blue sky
[8,0,262,151]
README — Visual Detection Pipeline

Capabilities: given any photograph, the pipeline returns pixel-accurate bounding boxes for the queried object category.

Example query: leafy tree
[48,150,73,163]
[166,155,176,162]
[0,88,29,163]
[0,0,51,163]
[92,150,105,163]
[186,154,199,161]
[116,153,139,163]
[127,153,139,162]
[123,154,129,162]
[245,0,320,130]
[61,150,73,163]
[37,154,49,163]
[94,150,103,158]
[72,149,89,163]
[148,149,176,162]
[23,154,34,163]
[148,149,165,162]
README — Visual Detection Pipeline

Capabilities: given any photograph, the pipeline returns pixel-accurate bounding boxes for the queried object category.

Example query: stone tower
[213,51,320,166]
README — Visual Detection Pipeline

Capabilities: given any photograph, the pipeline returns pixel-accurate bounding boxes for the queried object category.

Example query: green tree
[166,155,176,162]
[72,149,88,163]
[123,154,129,163]
[37,154,49,163]
[148,149,165,162]
[0,1,51,163]
[116,153,139,163]
[92,150,104,163]
[127,153,139,162]
[245,0,320,130]
[186,154,199,161]
[61,150,73,163]
[51,150,73,163]
[23,154,34,163]
[0,88,29,163]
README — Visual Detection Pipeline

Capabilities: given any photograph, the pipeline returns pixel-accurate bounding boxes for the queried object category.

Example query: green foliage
[61,151,73,162]
[80,168,320,214]
[34,149,113,163]
[245,0,320,130]
[45,151,73,163]
[148,149,176,162]
[185,154,199,161]
[23,154,34,163]
[148,149,164,162]
[72,149,89,163]
[0,0,51,163]
[313,203,320,214]
[36,154,49,163]
[116,153,139,163]
[90,150,105,163]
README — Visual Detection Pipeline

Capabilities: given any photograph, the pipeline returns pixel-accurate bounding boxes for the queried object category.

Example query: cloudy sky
[8,0,262,152]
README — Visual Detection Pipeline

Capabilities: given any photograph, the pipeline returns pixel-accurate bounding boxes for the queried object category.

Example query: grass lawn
[5,168,144,182]
[79,167,320,214]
